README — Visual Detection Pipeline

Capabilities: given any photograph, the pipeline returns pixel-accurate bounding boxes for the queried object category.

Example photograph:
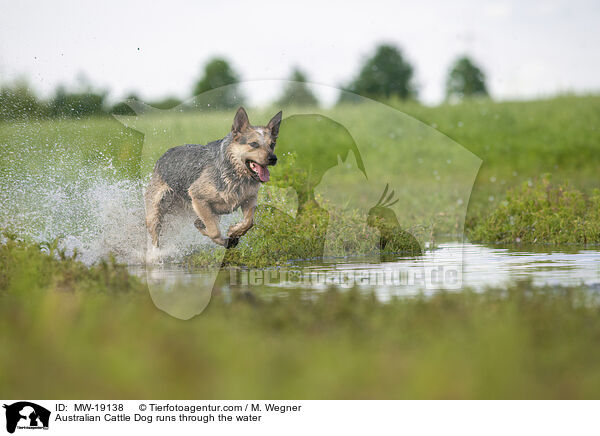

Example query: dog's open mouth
[246,160,270,182]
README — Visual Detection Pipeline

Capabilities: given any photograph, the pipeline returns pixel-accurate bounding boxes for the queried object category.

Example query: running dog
[145,107,282,248]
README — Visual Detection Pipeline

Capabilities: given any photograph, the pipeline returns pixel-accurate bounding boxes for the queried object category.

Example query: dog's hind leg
[191,198,235,248]
[145,174,173,247]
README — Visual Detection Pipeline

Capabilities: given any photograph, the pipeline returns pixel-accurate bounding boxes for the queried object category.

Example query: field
[1,95,600,398]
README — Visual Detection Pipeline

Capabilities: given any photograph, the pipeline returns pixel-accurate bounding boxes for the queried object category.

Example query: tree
[445,56,488,100]
[340,44,416,103]
[277,68,318,107]
[48,85,107,118]
[0,79,45,120]
[192,58,244,109]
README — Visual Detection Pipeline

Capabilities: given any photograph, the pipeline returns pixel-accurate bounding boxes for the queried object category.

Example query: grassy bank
[2,237,600,399]
[469,176,600,244]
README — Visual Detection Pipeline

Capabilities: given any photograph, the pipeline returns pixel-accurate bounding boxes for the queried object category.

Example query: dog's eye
[249,142,260,148]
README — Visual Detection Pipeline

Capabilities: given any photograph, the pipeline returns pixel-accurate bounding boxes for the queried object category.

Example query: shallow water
[132,243,600,303]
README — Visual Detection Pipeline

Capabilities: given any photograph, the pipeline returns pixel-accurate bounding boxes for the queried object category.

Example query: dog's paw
[194,218,206,231]
[224,237,240,249]
[227,226,242,239]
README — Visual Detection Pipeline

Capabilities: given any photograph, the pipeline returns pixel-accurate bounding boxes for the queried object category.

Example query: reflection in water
[131,243,600,302]
[145,267,218,320]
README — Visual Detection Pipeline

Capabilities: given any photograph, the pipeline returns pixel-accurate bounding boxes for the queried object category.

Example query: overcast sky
[1,0,599,105]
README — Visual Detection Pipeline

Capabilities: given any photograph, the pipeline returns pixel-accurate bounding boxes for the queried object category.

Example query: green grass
[393,95,600,225]
[0,235,142,294]
[0,116,142,179]
[2,236,600,399]
[469,175,600,244]
[187,200,424,268]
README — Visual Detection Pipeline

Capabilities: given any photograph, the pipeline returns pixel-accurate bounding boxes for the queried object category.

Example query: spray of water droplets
[0,138,234,265]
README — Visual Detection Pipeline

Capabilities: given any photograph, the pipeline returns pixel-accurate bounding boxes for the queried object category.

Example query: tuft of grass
[0,233,144,294]
[468,175,600,244]
[3,237,600,398]
[188,203,329,268]
[187,200,427,268]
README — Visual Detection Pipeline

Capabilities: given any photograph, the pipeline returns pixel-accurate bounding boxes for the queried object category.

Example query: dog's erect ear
[267,111,282,139]
[232,107,250,133]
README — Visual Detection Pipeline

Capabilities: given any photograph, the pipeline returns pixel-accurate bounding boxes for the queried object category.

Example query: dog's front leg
[228,197,257,241]
[191,197,234,248]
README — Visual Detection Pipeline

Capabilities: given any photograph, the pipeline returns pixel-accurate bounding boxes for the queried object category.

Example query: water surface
[133,243,600,301]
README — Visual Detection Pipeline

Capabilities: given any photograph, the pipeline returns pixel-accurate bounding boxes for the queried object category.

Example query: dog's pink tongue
[257,165,270,182]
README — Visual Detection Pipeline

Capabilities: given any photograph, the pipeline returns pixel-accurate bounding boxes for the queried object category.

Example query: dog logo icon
[3,402,50,434]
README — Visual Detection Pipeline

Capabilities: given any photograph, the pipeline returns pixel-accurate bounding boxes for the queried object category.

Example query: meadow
[4,94,599,266]
[1,94,600,398]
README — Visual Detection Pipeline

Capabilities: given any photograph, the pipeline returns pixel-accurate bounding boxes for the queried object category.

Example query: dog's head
[228,107,281,183]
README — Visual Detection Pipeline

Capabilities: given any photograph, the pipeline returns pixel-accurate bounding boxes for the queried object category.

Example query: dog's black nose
[268,154,277,165]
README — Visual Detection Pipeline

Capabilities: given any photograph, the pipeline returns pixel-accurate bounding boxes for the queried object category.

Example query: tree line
[0,44,488,121]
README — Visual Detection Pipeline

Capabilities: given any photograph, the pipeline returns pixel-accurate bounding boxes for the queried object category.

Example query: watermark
[229,266,461,289]
[3,402,51,434]
[114,80,480,319]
